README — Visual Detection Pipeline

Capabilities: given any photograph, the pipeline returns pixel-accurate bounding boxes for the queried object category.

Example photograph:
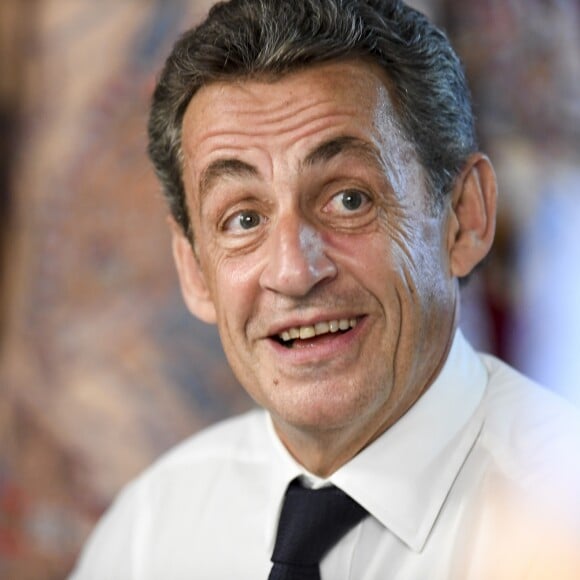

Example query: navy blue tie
[268,479,368,580]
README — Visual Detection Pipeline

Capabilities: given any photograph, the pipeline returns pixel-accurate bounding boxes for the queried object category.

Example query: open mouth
[273,318,359,348]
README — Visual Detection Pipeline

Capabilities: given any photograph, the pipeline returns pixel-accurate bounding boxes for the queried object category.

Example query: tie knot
[271,480,368,568]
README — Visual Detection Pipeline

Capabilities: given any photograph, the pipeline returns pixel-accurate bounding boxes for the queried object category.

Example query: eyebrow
[199,158,259,198]
[303,135,383,169]
[198,135,383,198]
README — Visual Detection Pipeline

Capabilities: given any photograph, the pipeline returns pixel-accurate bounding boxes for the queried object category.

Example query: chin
[274,387,385,434]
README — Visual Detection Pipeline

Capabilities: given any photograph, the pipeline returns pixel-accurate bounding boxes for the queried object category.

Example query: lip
[264,314,368,366]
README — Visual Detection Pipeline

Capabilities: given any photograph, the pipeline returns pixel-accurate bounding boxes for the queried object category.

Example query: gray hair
[148,0,477,236]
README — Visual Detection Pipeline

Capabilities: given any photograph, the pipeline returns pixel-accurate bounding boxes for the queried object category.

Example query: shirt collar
[263,330,488,553]
[263,414,303,552]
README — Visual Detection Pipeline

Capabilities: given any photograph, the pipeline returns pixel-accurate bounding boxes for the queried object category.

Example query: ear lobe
[170,219,217,324]
[448,153,497,278]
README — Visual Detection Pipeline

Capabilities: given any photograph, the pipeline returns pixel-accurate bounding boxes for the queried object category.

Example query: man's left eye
[326,190,370,213]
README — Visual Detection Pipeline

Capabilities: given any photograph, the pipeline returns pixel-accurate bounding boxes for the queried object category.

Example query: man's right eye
[223,210,263,233]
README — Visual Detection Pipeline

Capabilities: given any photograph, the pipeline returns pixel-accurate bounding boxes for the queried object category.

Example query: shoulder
[477,353,580,516]
[452,353,580,573]
[131,407,271,498]
[149,407,267,470]
[70,409,268,578]
[479,353,580,447]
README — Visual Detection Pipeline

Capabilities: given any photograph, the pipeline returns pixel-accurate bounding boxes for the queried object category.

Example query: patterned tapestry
[0,2,252,578]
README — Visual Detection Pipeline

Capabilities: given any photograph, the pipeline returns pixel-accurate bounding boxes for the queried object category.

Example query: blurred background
[0,0,578,578]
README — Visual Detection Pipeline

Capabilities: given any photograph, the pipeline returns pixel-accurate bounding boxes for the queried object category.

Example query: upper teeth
[279,318,358,342]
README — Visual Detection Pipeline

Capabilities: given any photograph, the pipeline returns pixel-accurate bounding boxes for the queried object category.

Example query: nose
[260,215,337,297]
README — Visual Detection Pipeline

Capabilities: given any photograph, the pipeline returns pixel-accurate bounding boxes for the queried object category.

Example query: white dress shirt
[70,332,580,579]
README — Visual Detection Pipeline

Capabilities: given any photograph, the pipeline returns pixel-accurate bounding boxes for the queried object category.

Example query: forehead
[181,59,404,163]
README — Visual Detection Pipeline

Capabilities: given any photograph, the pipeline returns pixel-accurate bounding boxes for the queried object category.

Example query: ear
[169,218,217,324]
[447,153,497,278]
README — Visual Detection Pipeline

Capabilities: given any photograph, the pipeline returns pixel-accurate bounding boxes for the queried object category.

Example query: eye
[341,191,364,211]
[325,189,371,214]
[222,209,264,233]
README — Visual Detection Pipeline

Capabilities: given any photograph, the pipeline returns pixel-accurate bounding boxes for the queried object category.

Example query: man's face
[178,60,457,451]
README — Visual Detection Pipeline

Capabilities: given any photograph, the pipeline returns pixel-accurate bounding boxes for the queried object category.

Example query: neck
[273,420,380,478]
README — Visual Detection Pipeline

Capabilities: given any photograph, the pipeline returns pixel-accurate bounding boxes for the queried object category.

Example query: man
[71,1,580,578]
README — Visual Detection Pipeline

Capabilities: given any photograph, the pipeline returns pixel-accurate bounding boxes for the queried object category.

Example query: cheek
[203,251,263,325]
[326,230,404,322]
[326,221,408,293]
[325,220,394,269]
[338,219,448,340]
[386,211,447,287]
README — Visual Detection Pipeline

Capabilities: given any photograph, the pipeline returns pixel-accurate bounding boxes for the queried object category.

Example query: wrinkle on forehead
[183,59,393,140]
[181,59,424,208]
